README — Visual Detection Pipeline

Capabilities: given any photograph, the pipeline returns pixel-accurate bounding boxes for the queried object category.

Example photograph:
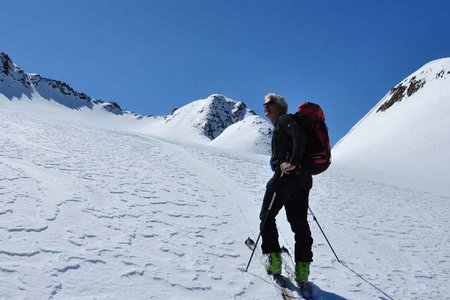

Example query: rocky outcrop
[1,52,32,88]
[377,63,448,113]
[198,94,255,140]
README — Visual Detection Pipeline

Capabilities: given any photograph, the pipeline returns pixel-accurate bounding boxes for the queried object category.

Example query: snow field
[1,105,449,299]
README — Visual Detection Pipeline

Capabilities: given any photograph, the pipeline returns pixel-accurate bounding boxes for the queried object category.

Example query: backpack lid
[297,102,325,121]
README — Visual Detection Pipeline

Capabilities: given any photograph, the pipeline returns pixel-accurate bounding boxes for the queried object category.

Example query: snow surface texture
[0,52,271,155]
[333,58,450,197]
[1,103,449,300]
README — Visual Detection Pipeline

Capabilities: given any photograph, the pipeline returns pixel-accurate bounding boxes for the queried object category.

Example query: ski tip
[281,245,291,256]
[245,237,256,247]
[272,274,288,288]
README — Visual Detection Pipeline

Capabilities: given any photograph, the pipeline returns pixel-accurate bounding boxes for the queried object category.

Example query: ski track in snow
[0,108,449,300]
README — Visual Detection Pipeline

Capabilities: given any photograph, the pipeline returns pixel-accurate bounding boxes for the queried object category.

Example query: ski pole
[308,207,340,263]
[309,210,394,299]
[245,182,280,272]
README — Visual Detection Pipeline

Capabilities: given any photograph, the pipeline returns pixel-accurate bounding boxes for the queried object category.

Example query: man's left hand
[280,162,296,175]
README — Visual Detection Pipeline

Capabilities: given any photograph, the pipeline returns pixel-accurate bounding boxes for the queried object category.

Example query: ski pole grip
[279,153,290,178]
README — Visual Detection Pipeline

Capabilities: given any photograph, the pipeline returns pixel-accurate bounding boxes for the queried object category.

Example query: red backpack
[294,102,331,175]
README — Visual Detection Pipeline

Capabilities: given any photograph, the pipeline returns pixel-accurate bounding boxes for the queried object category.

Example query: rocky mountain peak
[161,94,260,141]
[202,95,250,139]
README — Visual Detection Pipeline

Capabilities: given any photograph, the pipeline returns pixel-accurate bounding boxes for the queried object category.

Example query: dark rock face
[1,52,32,88]
[377,84,407,113]
[406,77,425,97]
[197,95,255,140]
[1,52,11,75]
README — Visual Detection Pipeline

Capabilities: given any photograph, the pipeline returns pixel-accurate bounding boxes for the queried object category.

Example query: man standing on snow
[261,93,313,289]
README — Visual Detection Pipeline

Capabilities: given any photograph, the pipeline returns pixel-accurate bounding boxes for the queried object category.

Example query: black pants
[259,171,313,262]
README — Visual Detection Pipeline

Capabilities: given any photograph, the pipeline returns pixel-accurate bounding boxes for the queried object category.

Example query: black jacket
[271,114,306,170]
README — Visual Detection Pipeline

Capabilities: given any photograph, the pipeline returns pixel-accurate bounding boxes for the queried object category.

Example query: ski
[273,274,301,300]
[245,237,303,300]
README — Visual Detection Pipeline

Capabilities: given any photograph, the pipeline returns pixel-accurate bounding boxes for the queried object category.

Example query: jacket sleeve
[278,114,306,167]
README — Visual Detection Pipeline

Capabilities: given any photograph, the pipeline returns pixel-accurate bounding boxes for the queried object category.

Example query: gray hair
[264,93,288,114]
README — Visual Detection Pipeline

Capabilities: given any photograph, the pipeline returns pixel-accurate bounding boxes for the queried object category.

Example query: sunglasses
[264,103,275,116]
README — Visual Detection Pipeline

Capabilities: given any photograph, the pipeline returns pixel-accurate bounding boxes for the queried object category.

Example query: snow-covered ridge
[332,57,450,196]
[376,58,450,113]
[0,52,135,116]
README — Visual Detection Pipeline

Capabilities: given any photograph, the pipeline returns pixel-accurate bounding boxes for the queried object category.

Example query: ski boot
[264,252,282,275]
[295,262,312,299]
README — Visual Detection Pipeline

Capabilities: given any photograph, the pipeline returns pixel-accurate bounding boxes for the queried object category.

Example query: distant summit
[164,94,256,140]
[144,94,272,153]
[333,57,450,196]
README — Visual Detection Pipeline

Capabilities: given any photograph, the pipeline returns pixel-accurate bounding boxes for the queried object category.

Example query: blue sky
[2,0,450,145]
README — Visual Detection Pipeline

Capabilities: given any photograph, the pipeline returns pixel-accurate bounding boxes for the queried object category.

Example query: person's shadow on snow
[309,282,347,300]
[282,278,347,300]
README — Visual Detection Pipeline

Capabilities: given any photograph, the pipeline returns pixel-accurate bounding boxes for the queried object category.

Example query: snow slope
[1,103,449,299]
[332,58,450,197]
[209,115,272,154]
